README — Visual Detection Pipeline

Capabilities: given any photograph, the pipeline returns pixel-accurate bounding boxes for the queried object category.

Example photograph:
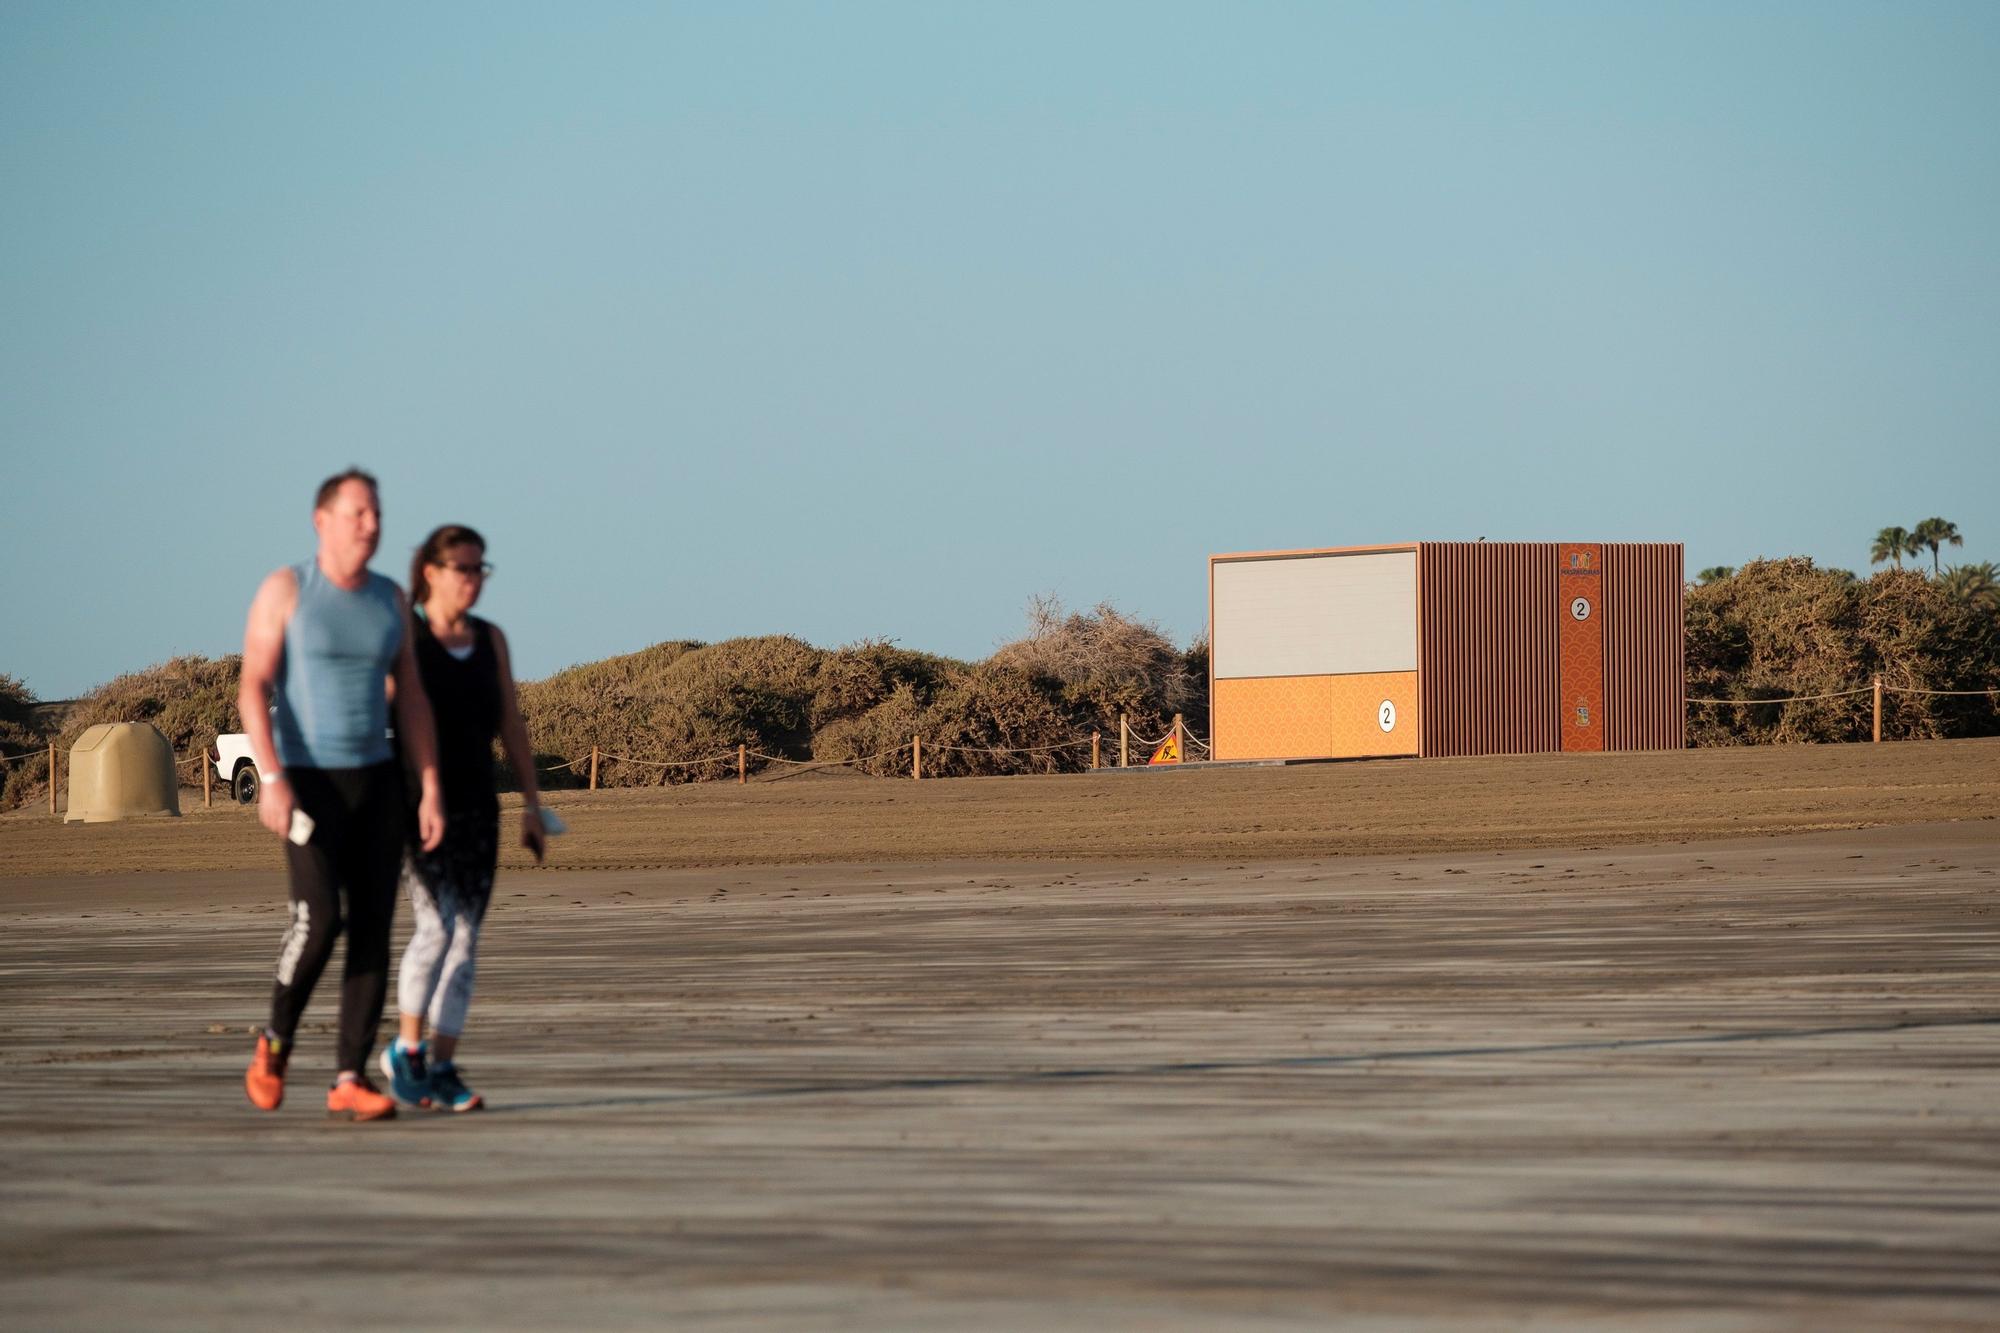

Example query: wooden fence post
[203,748,212,808]
[589,746,600,790]
[1173,714,1184,763]
[1119,714,1129,768]
[48,740,57,816]
[1091,731,1101,770]
[911,735,922,780]
[738,743,747,784]
[1872,675,1883,744]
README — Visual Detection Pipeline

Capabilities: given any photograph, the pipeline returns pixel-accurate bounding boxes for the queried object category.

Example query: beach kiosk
[1208,542,1685,761]
[63,722,181,823]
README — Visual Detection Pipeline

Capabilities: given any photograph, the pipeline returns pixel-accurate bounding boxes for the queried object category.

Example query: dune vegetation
[3,572,1995,810]
[1686,560,2000,746]
[515,598,1207,786]
[1,600,1207,805]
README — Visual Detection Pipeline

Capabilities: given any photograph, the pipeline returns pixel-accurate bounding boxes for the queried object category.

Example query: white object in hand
[537,808,568,838]
[287,808,316,847]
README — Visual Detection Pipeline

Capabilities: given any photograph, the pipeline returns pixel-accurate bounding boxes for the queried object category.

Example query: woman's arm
[490,624,546,863]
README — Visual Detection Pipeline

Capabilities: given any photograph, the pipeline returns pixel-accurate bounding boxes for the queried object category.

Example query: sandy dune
[4,737,1997,878]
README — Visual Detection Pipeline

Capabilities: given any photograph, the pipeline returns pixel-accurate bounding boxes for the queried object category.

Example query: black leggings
[267,762,405,1073]
[396,807,500,1038]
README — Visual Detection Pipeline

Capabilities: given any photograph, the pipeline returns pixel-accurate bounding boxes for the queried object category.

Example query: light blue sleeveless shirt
[272,560,404,769]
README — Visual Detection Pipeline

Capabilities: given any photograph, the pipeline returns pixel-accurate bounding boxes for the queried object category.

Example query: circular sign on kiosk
[1570,596,1592,622]
[1378,700,1397,733]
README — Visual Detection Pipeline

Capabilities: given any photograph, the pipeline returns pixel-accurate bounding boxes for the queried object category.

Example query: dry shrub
[0,674,40,749]
[63,655,244,761]
[515,640,705,784]
[811,682,923,777]
[1686,560,2000,744]
[990,596,1206,743]
[813,663,1090,778]
[637,635,822,781]
[817,599,1207,779]
[0,674,50,810]
[912,662,1078,776]
[810,640,958,727]
[511,600,1208,784]
[807,642,964,777]
[518,636,829,785]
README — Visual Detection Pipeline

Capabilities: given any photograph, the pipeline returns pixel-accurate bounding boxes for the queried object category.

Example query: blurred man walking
[240,468,445,1121]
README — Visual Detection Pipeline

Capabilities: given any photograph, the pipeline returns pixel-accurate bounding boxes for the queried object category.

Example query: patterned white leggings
[395,811,497,1038]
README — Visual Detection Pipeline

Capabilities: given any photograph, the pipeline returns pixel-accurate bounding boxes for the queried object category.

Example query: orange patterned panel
[1558,544,1605,752]
[1327,672,1420,758]
[1213,676,1332,760]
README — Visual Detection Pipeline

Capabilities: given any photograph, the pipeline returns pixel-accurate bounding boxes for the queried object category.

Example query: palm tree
[1940,561,2000,613]
[1695,566,1734,584]
[1912,517,1963,576]
[1871,526,1916,570]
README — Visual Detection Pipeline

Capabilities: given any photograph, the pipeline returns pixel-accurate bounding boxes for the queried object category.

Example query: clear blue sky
[4,2,1996,699]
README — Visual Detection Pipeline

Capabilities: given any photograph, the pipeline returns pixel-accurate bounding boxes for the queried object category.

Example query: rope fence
[594,749,739,770]
[523,714,1210,791]
[1689,683,1996,705]
[11,674,1996,815]
[1688,675,1998,745]
[1687,687,1875,705]
[748,743,912,784]
[1887,686,2000,698]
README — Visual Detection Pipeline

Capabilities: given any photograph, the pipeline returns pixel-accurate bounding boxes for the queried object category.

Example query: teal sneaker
[378,1039,432,1109]
[429,1060,484,1113]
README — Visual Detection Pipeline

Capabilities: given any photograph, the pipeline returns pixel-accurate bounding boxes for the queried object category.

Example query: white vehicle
[213,734,269,804]
[213,728,395,803]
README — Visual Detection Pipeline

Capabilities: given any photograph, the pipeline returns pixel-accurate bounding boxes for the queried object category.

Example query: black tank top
[412,615,504,813]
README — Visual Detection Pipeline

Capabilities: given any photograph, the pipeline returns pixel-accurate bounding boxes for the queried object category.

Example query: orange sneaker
[245,1033,288,1111]
[326,1075,397,1122]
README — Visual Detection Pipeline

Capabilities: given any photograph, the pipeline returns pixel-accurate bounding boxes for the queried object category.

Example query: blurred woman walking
[380,524,548,1112]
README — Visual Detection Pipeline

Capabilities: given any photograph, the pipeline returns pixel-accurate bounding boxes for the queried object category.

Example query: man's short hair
[314,467,380,511]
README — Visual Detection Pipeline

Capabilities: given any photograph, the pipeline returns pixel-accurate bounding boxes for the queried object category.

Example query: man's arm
[391,593,446,851]
[240,568,298,839]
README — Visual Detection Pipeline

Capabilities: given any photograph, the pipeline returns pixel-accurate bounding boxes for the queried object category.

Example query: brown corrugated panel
[1418,543,1561,757]
[1603,543,1686,750]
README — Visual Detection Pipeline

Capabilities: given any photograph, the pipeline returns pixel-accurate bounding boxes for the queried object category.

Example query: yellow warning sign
[1148,735,1181,765]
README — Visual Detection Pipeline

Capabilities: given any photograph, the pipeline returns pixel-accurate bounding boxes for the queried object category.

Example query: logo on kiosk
[1573,698,1592,728]
[1567,550,1595,571]
[1378,700,1397,733]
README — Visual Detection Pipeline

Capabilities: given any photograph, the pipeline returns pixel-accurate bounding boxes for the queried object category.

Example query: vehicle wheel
[234,766,260,805]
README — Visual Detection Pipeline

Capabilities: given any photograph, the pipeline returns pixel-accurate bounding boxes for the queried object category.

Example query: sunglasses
[435,560,494,577]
